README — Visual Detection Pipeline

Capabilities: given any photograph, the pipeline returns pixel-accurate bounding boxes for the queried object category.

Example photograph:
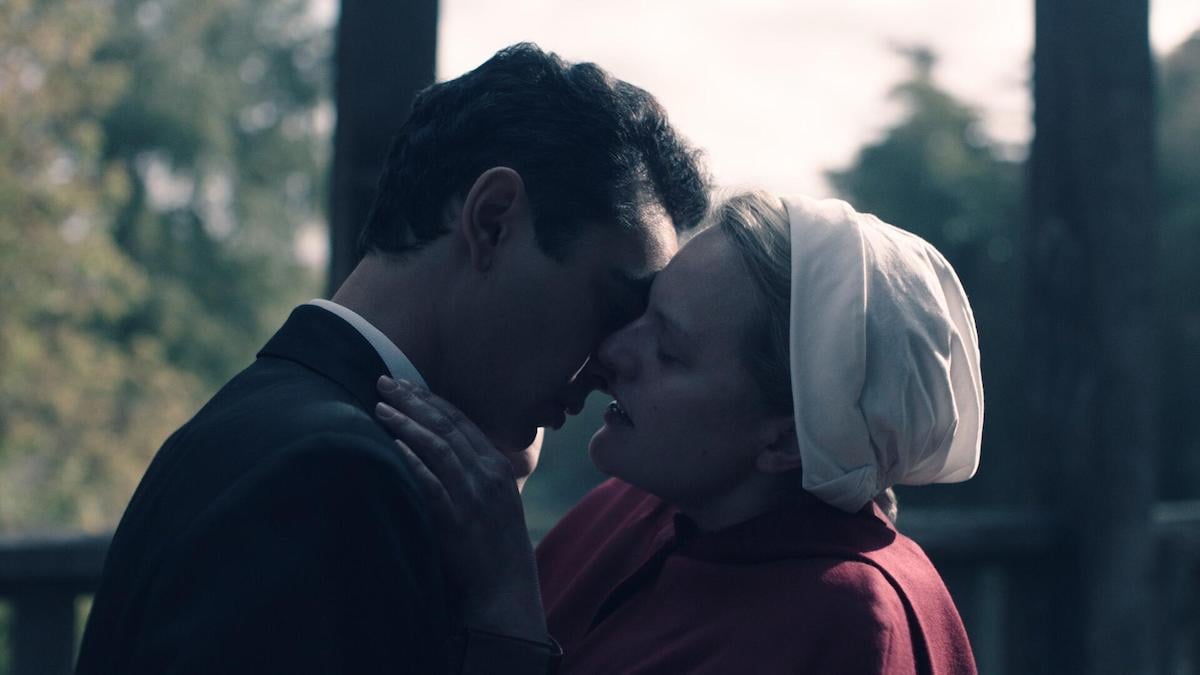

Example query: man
[75,43,708,674]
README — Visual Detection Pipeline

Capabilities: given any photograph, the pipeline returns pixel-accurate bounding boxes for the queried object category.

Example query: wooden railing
[1,504,1197,675]
[0,533,109,675]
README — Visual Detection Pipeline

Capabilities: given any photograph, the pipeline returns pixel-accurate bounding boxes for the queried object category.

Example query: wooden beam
[1029,0,1158,671]
[327,0,438,294]
[900,508,1062,561]
[0,533,109,595]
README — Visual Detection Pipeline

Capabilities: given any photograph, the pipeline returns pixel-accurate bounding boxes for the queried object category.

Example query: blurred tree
[826,46,1025,506]
[0,0,183,532]
[828,46,1022,273]
[0,0,330,533]
[98,0,330,391]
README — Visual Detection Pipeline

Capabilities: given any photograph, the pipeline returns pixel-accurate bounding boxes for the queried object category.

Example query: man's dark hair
[357,43,710,260]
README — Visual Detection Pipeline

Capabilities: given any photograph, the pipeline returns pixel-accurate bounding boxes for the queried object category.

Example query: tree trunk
[1028,0,1158,672]
[328,0,438,294]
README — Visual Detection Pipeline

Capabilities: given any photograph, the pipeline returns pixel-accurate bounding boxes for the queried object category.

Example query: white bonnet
[783,195,983,513]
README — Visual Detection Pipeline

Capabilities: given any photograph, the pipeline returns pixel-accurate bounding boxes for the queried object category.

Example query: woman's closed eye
[651,313,689,366]
[655,332,686,366]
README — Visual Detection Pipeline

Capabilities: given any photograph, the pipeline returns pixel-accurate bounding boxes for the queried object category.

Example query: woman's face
[588,227,788,510]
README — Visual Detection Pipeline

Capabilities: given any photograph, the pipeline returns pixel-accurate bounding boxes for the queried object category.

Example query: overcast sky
[435,0,1200,196]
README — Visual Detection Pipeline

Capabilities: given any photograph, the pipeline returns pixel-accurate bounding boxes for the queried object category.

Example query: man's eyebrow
[610,269,694,343]
[612,269,656,299]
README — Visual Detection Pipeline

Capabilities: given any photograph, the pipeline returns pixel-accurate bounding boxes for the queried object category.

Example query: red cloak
[536,479,976,674]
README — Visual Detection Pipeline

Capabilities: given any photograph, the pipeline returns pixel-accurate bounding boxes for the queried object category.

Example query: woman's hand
[374,376,547,641]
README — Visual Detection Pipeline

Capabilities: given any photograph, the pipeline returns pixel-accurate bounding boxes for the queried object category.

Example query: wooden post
[0,533,111,674]
[10,590,76,675]
[1028,0,1158,672]
[327,0,438,294]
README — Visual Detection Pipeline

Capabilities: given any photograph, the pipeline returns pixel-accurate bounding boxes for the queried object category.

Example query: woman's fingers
[381,377,498,460]
[374,401,471,496]
[377,377,480,465]
[392,439,457,526]
[430,397,497,460]
[375,378,522,503]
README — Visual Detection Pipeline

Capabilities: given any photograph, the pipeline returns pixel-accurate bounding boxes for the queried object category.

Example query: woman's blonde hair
[713,191,899,522]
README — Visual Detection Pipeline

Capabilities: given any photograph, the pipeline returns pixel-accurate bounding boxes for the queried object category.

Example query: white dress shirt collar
[305,299,428,388]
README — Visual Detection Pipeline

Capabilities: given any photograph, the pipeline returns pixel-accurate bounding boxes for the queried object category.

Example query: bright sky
[434,0,1200,195]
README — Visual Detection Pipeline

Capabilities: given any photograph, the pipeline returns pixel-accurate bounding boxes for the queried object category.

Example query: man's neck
[331,252,446,391]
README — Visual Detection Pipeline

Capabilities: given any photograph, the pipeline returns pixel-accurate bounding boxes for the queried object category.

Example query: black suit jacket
[76,305,452,674]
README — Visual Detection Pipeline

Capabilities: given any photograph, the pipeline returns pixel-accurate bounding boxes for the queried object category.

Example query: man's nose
[561,356,608,414]
[564,359,608,414]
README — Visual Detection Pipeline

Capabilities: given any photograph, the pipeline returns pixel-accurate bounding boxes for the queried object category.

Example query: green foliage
[826,46,1024,288]
[828,47,1022,271]
[97,0,330,391]
[0,0,328,533]
[826,46,1025,505]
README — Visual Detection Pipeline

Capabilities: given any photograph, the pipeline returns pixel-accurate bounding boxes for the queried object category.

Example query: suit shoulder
[199,359,380,434]
[168,357,395,467]
[114,360,400,555]
[259,429,408,478]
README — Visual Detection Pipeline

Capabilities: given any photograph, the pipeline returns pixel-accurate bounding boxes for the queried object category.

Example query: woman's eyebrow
[652,306,693,343]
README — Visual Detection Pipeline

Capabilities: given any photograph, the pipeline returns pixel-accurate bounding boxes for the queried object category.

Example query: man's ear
[755,417,804,474]
[458,167,531,271]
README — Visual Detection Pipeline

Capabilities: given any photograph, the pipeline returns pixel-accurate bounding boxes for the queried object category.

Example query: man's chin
[492,425,542,482]
[492,425,538,454]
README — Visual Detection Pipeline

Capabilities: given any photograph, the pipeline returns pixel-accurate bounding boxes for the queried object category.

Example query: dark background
[0,0,1197,672]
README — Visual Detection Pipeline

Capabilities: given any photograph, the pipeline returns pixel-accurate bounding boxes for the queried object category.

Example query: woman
[375,191,982,673]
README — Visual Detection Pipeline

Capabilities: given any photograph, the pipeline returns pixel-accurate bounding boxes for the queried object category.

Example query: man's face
[442,202,679,453]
